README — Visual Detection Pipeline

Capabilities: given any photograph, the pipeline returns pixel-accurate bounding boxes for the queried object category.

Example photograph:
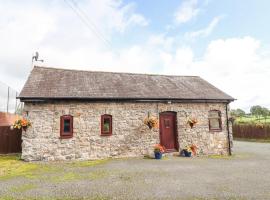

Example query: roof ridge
[33,65,200,78]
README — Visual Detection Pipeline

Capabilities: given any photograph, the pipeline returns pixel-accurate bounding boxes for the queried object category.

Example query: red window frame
[60,115,73,138]
[208,110,222,132]
[101,114,112,136]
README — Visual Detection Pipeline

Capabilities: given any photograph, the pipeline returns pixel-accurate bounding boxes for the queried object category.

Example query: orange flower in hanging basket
[12,118,31,130]
[144,116,159,129]
[21,119,28,127]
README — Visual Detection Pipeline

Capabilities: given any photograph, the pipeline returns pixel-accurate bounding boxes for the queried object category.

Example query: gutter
[18,97,234,103]
[225,103,232,155]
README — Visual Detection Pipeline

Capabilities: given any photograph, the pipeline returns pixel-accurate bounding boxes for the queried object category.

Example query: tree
[250,105,263,119]
[230,109,237,118]
[236,109,245,117]
[261,107,270,122]
[230,108,245,118]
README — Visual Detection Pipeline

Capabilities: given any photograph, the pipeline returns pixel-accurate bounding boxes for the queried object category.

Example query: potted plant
[182,146,192,157]
[144,116,158,129]
[187,117,198,128]
[182,144,198,157]
[154,144,165,159]
[12,118,31,131]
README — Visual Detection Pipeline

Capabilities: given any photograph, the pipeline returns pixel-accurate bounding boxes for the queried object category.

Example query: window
[60,115,73,138]
[208,110,222,131]
[164,119,170,128]
[101,114,112,136]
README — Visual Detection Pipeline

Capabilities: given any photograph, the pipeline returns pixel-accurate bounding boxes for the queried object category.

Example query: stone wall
[21,101,232,161]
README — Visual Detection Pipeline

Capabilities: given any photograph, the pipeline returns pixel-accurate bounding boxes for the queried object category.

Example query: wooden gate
[0,126,22,154]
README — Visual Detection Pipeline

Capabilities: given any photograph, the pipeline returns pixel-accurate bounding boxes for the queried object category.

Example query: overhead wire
[69,0,111,45]
[63,0,114,51]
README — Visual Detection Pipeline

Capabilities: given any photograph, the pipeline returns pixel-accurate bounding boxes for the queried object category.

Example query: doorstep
[163,151,179,157]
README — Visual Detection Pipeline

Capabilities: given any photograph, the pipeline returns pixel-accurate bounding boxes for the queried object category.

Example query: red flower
[154,144,165,153]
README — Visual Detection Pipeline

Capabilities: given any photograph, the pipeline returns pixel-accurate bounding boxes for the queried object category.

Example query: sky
[0,0,270,112]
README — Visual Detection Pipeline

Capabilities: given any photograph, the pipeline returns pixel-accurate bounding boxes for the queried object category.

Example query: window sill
[100,134,112,136]
[209,129,222,132]
[59,136,73,139]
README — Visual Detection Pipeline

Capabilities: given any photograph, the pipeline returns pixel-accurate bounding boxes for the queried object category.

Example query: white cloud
[67,0,149,34]
[40,44,158,74]
[160,47,194,74]
[0,1,269,113]
[0,0,149,91]
[174,0,200,24]
[127,14,149,28]
[185,16,223,38]
[147,34,174,50]
[160,36,270,111]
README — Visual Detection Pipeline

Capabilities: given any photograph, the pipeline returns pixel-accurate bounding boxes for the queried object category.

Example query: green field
[235,116,270,124]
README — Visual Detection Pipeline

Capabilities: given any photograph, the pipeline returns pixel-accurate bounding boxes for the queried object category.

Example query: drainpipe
[225,103,232,155]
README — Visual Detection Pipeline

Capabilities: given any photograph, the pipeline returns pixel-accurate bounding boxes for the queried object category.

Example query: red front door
[159,112,178,152]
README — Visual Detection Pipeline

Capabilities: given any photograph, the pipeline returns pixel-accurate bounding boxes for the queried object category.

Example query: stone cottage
[18,66,234,161]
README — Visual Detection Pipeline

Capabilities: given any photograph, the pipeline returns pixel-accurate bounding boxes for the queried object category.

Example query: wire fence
[0,82,23,114]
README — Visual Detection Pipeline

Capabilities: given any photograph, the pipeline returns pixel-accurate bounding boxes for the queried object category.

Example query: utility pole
[7,86,10,113]
[15,92,18,114]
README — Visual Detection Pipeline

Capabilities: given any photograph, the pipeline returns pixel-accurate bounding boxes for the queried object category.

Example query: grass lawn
[0,154,110,200]
[0,154,108,181]
[0,155,39,180]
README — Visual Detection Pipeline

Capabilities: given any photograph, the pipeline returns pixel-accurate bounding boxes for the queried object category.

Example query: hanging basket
[144,116,158,129]
[12,118,31,130]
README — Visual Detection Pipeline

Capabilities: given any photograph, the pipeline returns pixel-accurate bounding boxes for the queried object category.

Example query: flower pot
[154,152,162,159]
[183,150,192,157]
[180,150,185,157]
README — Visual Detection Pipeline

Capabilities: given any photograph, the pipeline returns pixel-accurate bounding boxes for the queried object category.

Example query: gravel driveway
[0,141,270,200]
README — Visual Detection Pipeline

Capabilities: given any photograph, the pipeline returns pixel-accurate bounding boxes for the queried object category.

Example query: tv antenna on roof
[32,52,44,63]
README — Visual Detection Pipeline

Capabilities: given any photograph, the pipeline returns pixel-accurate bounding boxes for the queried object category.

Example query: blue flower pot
[154,152,162,159]
[183,150,192,157]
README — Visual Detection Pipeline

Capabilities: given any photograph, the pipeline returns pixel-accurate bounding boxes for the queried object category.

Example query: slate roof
[18,66,234,102]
